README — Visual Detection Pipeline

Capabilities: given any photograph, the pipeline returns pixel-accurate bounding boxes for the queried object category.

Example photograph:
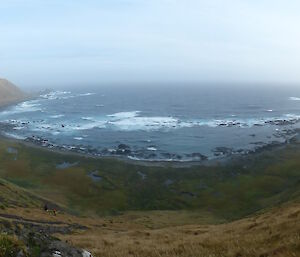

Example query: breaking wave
[0,100,42,116]
[5,110,300,134]
[40,91,96,100]
[289,97,300,101]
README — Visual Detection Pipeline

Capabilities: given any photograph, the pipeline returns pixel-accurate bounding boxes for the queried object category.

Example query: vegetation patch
[0,234,26,257]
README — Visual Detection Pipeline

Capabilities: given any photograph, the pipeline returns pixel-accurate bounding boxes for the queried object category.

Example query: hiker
[44,204,48,211]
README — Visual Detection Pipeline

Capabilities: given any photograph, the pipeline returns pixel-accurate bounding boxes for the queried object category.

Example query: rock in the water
[213,147,233,156]
[189,153,208,160]
[118,144,130,150]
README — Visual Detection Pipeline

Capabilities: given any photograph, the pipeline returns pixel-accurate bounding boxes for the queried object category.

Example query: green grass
[0,234,26,257]
[0,138,300,221]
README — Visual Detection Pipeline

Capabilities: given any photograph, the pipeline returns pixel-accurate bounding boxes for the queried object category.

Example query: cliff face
[0,78,24,106]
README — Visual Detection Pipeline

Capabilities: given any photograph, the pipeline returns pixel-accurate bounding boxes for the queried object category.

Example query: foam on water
[107,111,141,119]
[40,91,96,100]
[0,100,42,116]
[13,126,25,130]
[78,93,96,97]
[109,116,185,131]
[105,111,197,131]
[81,117,95,121]
[3,132,26,140]
[5,111,300,135]
[289,97,300,101]
[40,91,72,100]
[147,147,157,151]
[50,114,65,118]
[74,120,107,130]
[285,113,300,119]
[1,88,300,161]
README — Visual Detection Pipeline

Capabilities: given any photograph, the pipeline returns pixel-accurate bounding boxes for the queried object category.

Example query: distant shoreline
[0,132,208,168]
[0,98,25,109]
[0,78,29,108]
[0,93,299,167]
[0,126,298,168]
[0,93,35,110]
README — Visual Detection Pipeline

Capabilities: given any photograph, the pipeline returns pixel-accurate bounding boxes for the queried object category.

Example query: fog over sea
[1,85,300,161]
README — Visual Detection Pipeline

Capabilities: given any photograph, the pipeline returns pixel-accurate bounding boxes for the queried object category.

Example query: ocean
[0,85,300,161]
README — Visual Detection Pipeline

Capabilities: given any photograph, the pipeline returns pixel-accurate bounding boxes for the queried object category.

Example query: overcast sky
[1,0,300,88]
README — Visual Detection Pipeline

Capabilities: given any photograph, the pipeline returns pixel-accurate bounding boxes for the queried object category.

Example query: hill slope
[0,197,299,257]
[0,78,24,106]
[0,129,300,256]
[58,200,300,257]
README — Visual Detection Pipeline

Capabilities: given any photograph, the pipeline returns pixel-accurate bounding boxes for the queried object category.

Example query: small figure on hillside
[44,204,48,211]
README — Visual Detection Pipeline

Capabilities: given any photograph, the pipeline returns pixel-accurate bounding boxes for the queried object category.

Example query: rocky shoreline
[1,90,300,166]
[0,120,298,167]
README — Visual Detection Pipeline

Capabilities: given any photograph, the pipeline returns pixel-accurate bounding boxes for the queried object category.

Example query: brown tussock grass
[59,202,300,257]
[1,201,299,257]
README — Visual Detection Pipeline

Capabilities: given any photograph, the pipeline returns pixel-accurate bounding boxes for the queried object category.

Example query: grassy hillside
[0,198,298,257]
[0,178,44,209]
[0,136,299,221]
[0,78,24,106]
[0,179,85,256]
[0,172,298,256]
[0,136,299,256]
[59,200,300,257]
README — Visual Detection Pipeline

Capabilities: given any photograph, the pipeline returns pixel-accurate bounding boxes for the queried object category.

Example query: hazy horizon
[1,1,300,88]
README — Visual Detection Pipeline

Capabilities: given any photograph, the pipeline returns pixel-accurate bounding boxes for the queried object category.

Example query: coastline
[0,97,27,110]
[0,126,298,168]
[0,92,35,110]
[0,95,299,168]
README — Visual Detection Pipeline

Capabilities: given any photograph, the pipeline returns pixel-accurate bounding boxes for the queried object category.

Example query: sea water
[0,85,300,161]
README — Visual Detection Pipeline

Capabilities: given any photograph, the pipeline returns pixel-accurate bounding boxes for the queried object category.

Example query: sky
[1,0,300,88]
